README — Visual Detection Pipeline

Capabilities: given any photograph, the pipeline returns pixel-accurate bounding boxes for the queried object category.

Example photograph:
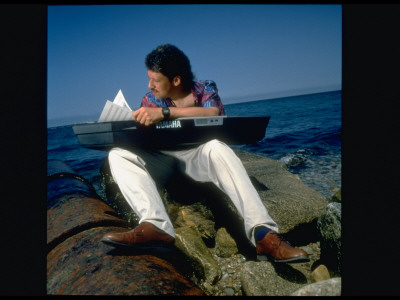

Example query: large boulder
[47,159,204,296]
[234,150,328,237]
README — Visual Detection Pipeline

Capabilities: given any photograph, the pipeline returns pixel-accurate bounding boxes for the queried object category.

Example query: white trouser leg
[108,147,175,238]
[162,139,279,246]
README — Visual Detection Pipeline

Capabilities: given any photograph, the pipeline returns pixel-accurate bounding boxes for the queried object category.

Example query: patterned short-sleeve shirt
[140,80,225,116]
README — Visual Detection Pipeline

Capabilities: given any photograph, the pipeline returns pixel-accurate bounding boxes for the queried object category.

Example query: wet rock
[47,226,204,295]
[47,194,127,251]
[47,159,205,296]
[174,226,221,285]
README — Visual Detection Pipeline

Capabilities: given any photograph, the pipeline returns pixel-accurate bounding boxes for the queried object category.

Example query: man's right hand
[133,107,164,126]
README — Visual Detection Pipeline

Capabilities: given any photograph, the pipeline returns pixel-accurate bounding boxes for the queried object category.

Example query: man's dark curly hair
[145,44,195,92]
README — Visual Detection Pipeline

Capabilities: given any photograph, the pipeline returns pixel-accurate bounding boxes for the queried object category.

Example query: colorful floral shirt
[140,80,225,116]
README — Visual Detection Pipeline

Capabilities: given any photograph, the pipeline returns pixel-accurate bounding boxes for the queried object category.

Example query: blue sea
[47,90,341,200]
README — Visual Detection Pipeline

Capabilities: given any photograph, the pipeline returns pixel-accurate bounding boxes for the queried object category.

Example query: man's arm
[170,106,219,118]
[133,106,219,126]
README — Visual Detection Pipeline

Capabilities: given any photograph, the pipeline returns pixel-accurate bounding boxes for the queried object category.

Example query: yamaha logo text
[156,120,182,129]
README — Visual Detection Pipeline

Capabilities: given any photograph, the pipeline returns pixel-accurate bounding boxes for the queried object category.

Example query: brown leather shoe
[101,222,174,248]
[256,230,309,263]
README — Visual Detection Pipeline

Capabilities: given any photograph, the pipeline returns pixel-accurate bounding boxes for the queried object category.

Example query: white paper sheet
[98,90,133,122]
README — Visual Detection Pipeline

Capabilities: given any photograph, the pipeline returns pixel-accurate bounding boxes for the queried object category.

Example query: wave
[279,149,312,167]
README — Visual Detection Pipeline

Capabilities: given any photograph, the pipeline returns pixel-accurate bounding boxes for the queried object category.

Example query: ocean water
[47,90,341,200]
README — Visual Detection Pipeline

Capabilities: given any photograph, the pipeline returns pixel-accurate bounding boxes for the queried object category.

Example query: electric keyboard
[72,116,270,150]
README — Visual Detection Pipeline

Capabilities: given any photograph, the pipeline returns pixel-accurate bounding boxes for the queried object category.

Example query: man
[101,44,309,263]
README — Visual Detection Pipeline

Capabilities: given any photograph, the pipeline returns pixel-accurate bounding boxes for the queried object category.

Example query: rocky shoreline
[201,241,319,296]
[98,149,342,296]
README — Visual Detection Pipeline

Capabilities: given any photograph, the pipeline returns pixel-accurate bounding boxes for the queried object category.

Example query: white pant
[108,139,278,246]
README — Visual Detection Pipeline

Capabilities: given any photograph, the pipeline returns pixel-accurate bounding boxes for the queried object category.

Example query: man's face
[147,70,172,99]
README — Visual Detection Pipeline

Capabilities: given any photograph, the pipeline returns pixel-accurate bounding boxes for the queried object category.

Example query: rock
[164,198,216,246]
[331,189,342,203]
[317,202,342,273]
[47,159,204,295]
[240,261,307,296]
[215,227,238,258]
[234,150,328,237]
[47,226,204,296]
[291,277,341,296]
[311,264,331,282]
[174,226,221,285]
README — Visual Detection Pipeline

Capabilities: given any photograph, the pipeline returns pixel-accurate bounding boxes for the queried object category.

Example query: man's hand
[133,107,164,126]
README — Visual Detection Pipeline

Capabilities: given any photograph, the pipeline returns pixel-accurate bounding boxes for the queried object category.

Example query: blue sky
[47,4,341,124]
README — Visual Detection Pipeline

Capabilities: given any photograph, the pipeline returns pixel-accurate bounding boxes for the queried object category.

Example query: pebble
[220,273,229,281]
[224,287,235,296]
[301,245,314,255]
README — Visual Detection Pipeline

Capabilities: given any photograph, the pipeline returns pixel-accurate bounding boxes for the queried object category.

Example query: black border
[2,3,400,296]
[342,4,400,296]
[1,4,47,296]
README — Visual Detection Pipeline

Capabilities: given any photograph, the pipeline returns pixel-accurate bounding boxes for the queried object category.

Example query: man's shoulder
[194,79,216,86]
[193,80,218,92]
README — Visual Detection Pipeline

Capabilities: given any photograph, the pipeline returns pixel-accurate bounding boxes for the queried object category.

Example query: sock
[255,226,271,241]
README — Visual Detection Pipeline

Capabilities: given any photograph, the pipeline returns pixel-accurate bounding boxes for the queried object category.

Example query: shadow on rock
[166,173,257,259]
[281,219,320,247]
[272,263,308,284]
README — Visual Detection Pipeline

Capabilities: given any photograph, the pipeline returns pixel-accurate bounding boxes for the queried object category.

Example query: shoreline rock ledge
[100,149,341,296]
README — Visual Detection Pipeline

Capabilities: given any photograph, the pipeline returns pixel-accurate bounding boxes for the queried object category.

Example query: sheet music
[112,89,132,111]
[98,89,133,122]
[98,100,133,122]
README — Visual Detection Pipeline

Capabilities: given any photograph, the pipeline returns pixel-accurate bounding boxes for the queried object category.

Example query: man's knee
[204,139,233,158]
[204,139,225,148]
[108,148,121,164]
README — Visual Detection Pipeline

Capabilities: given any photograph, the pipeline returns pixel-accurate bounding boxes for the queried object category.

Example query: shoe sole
[257,254,310,264]
[101,237,174,252]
